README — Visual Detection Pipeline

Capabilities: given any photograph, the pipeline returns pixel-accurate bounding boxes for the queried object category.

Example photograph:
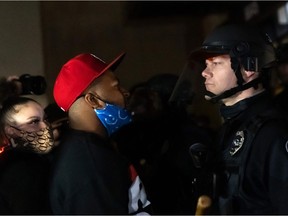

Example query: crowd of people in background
[0,22,288,215]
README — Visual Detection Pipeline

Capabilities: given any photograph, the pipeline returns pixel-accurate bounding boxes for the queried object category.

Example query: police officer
[189,23,288,214]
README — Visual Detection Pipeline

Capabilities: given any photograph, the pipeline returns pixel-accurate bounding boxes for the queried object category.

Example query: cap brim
[104,52,126,72]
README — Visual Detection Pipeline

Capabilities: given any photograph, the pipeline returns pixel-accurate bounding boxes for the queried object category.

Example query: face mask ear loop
[91,94,104,103]
[86,93,100,110]
[9,125,21,131]
[8,125,24,140]
[90,94,110,110]
[9,137,17,148]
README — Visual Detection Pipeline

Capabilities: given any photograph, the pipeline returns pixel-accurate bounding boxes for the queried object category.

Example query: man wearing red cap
[50,52,152,214]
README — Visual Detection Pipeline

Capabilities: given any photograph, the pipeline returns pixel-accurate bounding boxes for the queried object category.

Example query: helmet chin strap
[205,78,261,103]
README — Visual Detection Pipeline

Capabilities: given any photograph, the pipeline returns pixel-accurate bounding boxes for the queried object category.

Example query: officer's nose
[201,67,212,79]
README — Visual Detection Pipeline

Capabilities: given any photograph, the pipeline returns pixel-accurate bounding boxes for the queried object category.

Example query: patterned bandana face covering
[94,103,133,136]
[10,125,55,154]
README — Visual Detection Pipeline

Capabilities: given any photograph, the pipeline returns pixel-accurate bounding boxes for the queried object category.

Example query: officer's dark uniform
[214,91,288,214]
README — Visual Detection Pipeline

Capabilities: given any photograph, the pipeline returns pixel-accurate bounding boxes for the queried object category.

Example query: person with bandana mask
[50,52,152,214]
[186,23,288,214]
[0,96,56,214]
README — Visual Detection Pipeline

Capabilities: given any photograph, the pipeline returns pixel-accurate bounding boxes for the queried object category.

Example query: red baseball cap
[53,52,126,112]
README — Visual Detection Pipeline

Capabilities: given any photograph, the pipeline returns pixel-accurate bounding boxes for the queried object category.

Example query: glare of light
[277,2,288,25]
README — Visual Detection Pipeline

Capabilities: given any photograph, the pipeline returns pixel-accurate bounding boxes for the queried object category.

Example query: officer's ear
[243,69,258,82]
[84,93,105,109]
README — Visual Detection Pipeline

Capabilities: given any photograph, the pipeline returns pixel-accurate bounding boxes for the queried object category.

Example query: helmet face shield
[169,60,205,107]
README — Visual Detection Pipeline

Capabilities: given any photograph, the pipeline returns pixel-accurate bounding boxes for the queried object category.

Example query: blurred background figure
[44,102,68,147]
[0,96,56,214]
[0,75,22,106]
[0,74,47,106]
[113,73,215,214]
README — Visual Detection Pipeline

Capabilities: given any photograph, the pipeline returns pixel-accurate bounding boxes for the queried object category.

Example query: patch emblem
[230,130,245,156]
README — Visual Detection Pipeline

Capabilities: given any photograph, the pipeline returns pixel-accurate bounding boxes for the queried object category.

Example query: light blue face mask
[94,102,133,136]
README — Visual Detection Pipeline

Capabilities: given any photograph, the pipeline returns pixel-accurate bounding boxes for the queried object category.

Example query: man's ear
[84,93,105,109]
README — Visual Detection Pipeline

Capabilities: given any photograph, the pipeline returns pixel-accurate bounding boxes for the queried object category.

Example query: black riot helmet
[190,23,276,103]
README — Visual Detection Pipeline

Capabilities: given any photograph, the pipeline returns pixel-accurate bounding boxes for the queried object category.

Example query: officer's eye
[212,61,222,66]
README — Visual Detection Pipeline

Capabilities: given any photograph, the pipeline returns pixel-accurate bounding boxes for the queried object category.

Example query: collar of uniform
[220,91,268,121]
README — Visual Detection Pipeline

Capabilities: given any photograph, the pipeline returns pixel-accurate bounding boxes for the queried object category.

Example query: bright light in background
[277,2,288,25]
